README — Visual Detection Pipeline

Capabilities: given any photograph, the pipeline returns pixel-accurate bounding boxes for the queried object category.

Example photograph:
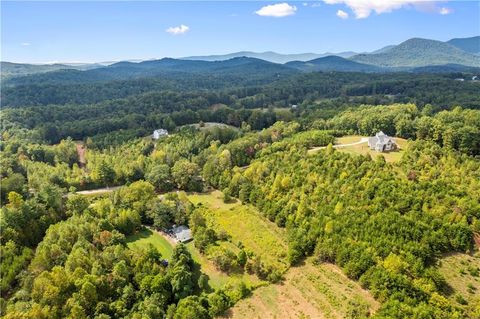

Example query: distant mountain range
[182,51,357,64]
[2,36,479,83]
[0,61,102,79]
[286,56,383,73]
[351,38,480,68]
[447,36,480,55]
[3,57,297,86]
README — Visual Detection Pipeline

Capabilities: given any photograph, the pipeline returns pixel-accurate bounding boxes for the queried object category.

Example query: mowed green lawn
[126,228,174,260]
[335,135,408,163]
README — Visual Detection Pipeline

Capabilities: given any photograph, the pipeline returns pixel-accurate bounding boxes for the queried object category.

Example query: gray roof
[172,225,192,242]
[369,131,394,146]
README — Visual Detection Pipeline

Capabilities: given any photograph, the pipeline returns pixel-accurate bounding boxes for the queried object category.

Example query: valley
[1,7,479,317]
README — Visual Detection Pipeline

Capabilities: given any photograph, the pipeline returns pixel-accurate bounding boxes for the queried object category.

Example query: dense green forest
[2,71,480,147]
[1,67,480,318]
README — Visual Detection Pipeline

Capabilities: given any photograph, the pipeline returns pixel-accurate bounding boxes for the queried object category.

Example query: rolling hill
[0,61,102,79]
[3,57,298,86]
[447,36,480,55]
[182,51,357,64]
[352,38,480,67]
[286,55,383,72]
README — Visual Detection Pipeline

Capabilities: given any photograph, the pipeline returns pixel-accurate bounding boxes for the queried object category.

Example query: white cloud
[323,0,445,19]
[303,2,309,6]
[166,24,190,35]
[255,3,297,17]
[336,9,349,19]
[439,7,451,15]
[21,42,31,46]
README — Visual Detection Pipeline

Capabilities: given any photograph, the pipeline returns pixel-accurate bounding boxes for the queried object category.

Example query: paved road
[308,137,369,153]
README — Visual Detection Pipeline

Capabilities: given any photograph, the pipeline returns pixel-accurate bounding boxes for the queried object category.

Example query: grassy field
[335,135,408,163]
[335,135,365,144]
[187,190,289,272]
[439,253,480,310]
[183,122,240,132]
[187,191,381,317]
[222,258,379,319]
[186,241,263,291]
[125,227,258,290]
[126,228,174,260]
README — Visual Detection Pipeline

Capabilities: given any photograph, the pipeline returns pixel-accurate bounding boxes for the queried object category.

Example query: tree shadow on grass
[125,228,153,244]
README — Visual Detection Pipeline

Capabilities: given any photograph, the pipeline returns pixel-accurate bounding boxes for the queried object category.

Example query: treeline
[2,90,289,143]
[3,71,479,110]
[0,70,286,107]
[3,72,479,146]
[320,104,480,156]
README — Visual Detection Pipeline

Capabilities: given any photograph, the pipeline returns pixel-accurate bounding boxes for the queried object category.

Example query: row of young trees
[200,134,479,318]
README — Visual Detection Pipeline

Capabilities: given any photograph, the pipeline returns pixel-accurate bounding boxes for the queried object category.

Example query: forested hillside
[352,38,480,67]
[2,98,480,318]
[1,58,480,319]
[2,70,479,147]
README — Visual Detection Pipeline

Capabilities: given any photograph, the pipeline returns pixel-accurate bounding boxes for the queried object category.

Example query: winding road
[308,137,369,153]
[75,186,122,195]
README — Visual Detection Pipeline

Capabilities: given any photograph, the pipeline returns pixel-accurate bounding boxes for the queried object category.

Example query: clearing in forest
[438,253,480,311]
[126,228,174,260]
[309,135,409,163]
[185,241,262,290]
[75,141,87,168]
[126,225,261,290]
[187,190,289,272]
[187,190,380,317]
[222,258,380,319]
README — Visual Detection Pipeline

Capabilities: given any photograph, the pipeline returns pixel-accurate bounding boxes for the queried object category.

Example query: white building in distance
[153,129,168,139]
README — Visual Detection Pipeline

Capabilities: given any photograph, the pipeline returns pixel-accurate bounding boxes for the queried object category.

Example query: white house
[153,129,168,139]
[368,131,396,152]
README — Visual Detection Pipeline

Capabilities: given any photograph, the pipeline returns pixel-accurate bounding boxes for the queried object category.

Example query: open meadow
[222,258,379,319]
[439,253,480,312]
[187,190,289,272]
[187,191,380,318]
[309,135,409,163]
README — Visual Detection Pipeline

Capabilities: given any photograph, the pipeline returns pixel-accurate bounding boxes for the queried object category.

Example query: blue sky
[1,1,479,63]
